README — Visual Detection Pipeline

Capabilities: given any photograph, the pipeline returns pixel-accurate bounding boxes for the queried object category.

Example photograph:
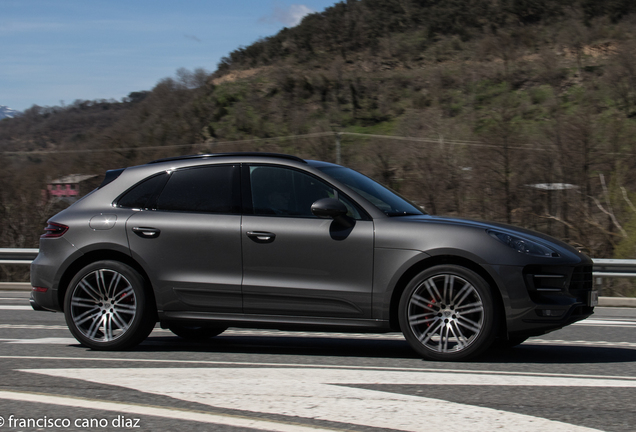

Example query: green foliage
[215,0,630,72]
[614,216,636,258]
[346,119,399,136]
[529,86,553,105]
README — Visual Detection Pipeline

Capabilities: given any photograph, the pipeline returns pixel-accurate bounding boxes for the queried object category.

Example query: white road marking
[575,319,636,328]
[3,355,636,381]
[0,391,341,432]
[24,367,624,432]
[2,333,635,350]
[1,320,635,334]
[527,339,636,348]
[0,305,33,310]
[0,324,69,330]
[1,337,78,344]
[580,319,636,323]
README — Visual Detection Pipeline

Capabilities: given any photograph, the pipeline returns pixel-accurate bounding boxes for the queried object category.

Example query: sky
[1,0,339,112]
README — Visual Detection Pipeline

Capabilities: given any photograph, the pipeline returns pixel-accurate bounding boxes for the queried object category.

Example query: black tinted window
[249,166,363,218]
[156,165,239,213]
[250,166,334,217]
[117,173,167,209]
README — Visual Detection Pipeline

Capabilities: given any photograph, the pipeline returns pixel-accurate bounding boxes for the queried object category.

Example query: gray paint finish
[242,216,374,317]
[126,211,242,313]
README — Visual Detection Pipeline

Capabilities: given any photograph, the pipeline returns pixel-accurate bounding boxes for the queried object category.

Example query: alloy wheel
[406,273,485,354]
[69,269,137,343]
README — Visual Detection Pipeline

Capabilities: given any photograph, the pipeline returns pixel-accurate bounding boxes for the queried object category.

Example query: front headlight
[488,230,559,257]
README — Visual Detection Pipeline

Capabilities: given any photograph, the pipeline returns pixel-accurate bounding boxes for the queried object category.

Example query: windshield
[317,166,425,217]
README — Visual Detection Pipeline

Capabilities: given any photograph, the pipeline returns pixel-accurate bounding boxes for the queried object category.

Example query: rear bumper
[29,291,56,312]
[30,237,83,312]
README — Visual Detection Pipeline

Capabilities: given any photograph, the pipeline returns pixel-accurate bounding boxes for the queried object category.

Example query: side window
[117,173,167,209]
[249,166,362,219]
[156,165,239,213]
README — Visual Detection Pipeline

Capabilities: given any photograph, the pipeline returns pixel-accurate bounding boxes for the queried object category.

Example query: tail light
[42,222,69,238]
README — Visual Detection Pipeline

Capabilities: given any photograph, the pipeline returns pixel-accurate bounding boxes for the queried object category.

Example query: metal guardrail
[589,259,636,278]
[0,248,39,265]
[2,249,636,276]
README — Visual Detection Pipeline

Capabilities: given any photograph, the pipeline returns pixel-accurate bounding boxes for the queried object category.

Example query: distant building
[46,174,100,203]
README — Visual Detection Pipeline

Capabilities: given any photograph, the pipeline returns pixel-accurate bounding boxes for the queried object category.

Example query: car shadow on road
[138,334,422,359]
[479,343,636,364]
[133,335,636,363]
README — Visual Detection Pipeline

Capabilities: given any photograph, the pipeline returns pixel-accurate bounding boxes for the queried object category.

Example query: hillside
[0,106,20,120]
[2,0,636,293]
[215,0,633,74]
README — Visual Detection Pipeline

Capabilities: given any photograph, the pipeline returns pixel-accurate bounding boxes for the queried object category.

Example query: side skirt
[159,311,393,333]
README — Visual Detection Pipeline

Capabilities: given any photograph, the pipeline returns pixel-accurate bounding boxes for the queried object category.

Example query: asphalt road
[1,290,635,432]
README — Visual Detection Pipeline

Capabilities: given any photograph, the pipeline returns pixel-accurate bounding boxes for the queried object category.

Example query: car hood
[418,215,576,248]
[375,214,591,265]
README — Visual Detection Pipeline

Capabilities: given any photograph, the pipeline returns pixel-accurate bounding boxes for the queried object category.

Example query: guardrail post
[596,276,603,296]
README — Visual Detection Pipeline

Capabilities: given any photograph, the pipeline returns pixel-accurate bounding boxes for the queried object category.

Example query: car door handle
[132,227,161,239]
[246,231,276,243]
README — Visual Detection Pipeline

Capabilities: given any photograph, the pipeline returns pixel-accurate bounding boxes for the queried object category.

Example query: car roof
[148,152,306,165]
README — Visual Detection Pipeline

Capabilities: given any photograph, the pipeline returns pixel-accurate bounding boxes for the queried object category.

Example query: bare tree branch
[621,186,636,214]
[591,196,628,238]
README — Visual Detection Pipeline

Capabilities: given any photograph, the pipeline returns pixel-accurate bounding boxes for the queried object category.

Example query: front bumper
[499,263,595,338]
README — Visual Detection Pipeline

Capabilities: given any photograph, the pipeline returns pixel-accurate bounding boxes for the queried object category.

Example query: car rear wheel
[64,260,156,350]
[398,265,498,361]
[167,323,227,340]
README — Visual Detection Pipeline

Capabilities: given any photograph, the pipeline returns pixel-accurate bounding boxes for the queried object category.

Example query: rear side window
[117,173,168,209]
[156,165,239,214]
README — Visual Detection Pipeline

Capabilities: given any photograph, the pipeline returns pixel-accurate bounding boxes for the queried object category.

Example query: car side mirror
[311,198,348,219]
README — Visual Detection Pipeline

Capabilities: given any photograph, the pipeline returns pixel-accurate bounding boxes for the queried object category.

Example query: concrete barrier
[0,282,31,291]
[598,296,636,307]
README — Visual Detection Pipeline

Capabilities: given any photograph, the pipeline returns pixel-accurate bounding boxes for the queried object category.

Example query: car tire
[64,260,156,350]
[168,324,227,340]
[398,265,498,361]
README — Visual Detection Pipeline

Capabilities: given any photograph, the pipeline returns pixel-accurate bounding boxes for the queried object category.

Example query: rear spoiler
[98,168,125,189]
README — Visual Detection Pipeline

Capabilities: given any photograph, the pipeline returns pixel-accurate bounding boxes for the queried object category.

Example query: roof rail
[148,152,307,164]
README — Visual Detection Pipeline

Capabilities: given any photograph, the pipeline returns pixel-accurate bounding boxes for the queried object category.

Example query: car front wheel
[64,260,156,350]
[398,265,498,361]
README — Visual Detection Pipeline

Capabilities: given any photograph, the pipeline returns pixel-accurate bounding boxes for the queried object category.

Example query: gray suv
[30,153,596,361]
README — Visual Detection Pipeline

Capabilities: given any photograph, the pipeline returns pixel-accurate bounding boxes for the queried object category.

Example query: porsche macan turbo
[30,153,597,361]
